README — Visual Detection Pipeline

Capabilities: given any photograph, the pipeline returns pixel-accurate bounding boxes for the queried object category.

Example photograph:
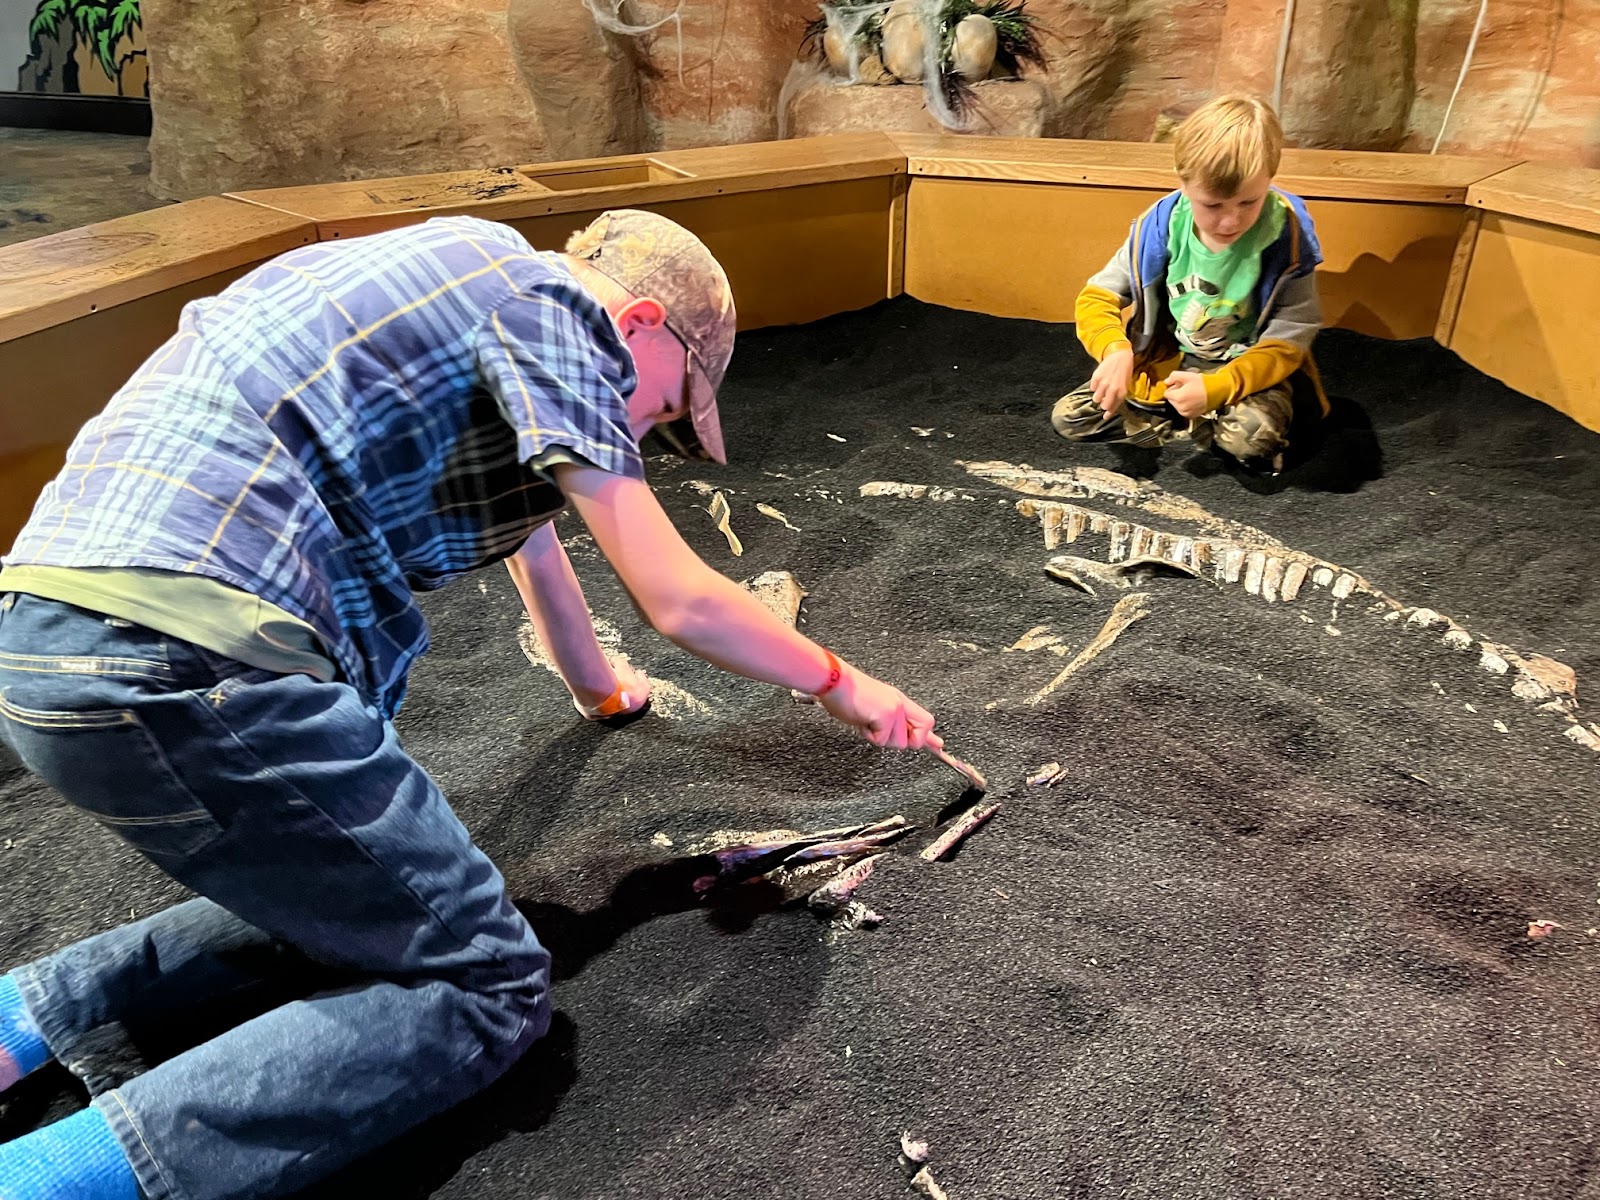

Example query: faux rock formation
[793,0,1046,135]
[1215,0,1415,151]
[823,24,893,84]
[1403,0,1594,161]
[141,0,1600,195]
[952,14,1000,81]
[631,0,820,147]
[880,1,929,83]
[144,0,550,199]
[508,0,646,161]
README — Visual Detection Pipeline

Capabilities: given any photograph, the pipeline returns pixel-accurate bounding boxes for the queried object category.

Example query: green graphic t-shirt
[1165,194,1286,362]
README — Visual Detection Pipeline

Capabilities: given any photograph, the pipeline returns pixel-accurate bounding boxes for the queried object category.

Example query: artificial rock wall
[146,0,1600,200]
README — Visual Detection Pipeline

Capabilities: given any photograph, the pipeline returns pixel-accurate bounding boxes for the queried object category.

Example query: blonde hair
[1173,96,1283,195]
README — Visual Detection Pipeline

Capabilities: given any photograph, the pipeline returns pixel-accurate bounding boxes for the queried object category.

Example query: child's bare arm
[554,463,942,750]
[506,522,642,715]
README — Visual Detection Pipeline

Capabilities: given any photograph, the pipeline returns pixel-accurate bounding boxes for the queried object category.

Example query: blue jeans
[0,593,551,1200]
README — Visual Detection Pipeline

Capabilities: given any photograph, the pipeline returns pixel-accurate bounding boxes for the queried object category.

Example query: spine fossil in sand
[859,461,1597,753]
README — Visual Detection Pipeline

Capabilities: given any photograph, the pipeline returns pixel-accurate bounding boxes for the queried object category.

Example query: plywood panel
[898,134,1176,190]
[907,178,1462,338]
[0,269,252,456]
[0,179,891,521]
[887,173,908,298]
[1467,162,1600,238]
[232,134,905,242]
[503,178,898,331]
[1303,199,1466,340]
[0,442,69,555]
[0,198,315,343]
[896,133,1514,202]
[231,168,560,234]
[1449,214,1600,433]
[653,134,902,179]
[905,177,1156,321]
[1434,208,1483,346]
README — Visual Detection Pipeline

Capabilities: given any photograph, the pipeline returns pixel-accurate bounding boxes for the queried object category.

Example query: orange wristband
[575,681,629,719]
[813,649,844,698]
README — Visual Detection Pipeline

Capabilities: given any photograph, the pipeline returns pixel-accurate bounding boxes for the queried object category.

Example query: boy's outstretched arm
[554,463,942,751]
[506,521,650,718]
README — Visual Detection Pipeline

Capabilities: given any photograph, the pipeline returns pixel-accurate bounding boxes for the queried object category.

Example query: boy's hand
[573,654,652,720]
[605,654,652,714]
[1091,348,1134,414]
[817,663,942,752]
[1164,370,1210,419]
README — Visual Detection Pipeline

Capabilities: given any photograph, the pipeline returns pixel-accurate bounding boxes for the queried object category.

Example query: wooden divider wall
[896,134,1513,343]
[2,132,1597,547]
[0,135,905,544]
[1444,162,1600,434]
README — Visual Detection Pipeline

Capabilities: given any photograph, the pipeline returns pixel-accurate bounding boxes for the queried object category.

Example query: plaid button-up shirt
[5,216,644,716]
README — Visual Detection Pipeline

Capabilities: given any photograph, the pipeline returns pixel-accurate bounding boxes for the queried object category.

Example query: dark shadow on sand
[1181,391,1385,495]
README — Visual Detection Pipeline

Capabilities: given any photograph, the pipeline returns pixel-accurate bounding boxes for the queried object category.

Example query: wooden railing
[3,131,1597,547]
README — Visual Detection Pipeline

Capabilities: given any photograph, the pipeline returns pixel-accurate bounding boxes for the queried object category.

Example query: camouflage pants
[1051,357,1294,466]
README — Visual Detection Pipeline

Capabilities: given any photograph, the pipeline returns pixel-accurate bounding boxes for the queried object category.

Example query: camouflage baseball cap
[565,209,736,464]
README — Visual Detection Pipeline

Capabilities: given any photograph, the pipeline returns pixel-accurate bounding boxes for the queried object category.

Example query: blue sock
[0,975,50,1091]
[0,1105,141,1200]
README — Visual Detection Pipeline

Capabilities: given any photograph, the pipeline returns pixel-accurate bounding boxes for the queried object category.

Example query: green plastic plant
[29,0,142,79]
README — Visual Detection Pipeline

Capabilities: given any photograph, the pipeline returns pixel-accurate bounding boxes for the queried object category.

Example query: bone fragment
[1027,593,1150,705]
[919,802,1001,862]
[1280,560,1308,602]
[860,482,963,502]
[707,491,743,556]
[1261,555,1285,602]
[807,854,885,913]
[756,503,800,531]
[1243,551,1267,596]
[1027,761,1069,786]
[931,746,988,793]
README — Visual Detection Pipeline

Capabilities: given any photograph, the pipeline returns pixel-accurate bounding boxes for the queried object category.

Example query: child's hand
[572,654,652,720]
[816,662,940,751]
[607,655,652,714]
[1164,370,1210,418]
[1091,348,1134,414]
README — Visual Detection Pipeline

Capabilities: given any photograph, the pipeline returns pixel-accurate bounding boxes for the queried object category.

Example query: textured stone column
[632,0,818,148]
[508,0,647,160]
[1278,0,1418,149]
[145,0,549,199]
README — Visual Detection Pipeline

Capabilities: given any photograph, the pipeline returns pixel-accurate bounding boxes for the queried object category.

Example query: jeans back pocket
[0,689,224,863]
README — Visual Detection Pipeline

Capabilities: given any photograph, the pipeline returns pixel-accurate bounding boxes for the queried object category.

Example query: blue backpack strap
[1253,188,1322,314]
[1135,190,1183,290]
